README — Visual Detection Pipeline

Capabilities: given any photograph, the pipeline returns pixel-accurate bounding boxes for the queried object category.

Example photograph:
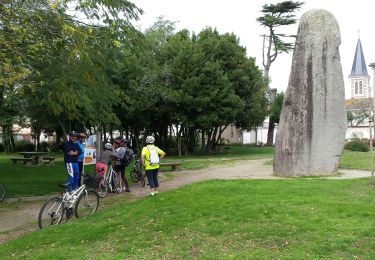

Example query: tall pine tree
[257,0,303,145]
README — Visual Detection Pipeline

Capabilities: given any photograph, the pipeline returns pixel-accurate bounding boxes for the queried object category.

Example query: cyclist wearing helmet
[141,135,166,196]
[114,138,132,192]
[64,131,82,190]
[76,133,86,187]
[95,142,119,176]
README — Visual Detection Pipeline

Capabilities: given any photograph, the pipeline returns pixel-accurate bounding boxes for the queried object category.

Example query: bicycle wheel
[139,172,146,187]
[38,197,64,229]
[112,172,122,193]
[130,170,139,183]
[74,189,99,219]
[97,179,108,198]
[0,183,5,202]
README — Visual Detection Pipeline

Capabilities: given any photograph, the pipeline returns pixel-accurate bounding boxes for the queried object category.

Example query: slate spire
[350,38,368,76]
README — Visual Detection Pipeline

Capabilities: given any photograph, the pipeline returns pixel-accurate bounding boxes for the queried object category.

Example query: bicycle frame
[62,183,87,208]
[133,154,142,172]
[42,183,87,224]
[38,175,99,229]
[130,154,145,186]
[100,163,118,192]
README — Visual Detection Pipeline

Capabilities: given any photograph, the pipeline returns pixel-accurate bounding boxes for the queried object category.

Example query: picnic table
[17,152,48,165]
[159,162,182,171]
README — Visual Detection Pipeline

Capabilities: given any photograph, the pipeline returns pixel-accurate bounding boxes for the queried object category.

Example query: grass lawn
[0,155,97,197]
[339,150,375,170]
[0,146,274,197]
[1,146,372,197]
[1,179,375,258]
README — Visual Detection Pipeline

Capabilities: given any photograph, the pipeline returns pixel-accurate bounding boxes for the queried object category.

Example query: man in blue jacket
[64,131,82,190]
[77,133,86,187]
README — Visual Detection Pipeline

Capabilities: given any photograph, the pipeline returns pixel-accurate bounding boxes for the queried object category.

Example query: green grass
[1,179,375,258]
[1,146,373,197]
[0,154,97,197]
[0,146,274,197]
[339,150,375,170]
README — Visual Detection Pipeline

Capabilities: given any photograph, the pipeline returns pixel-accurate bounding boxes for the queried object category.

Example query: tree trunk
[181,127,190,155]
[169,125,172,146]
[102,125,107,143]
[177,126,182,157]
[204,130,212,153]
[266,88,277,145]
[34,130,40,151]
[109,126,114,142]
[2,124,13,153]
[201,130,205,152]
[205,127,219,154]
[266,120,275,146]
[10,128,15,152]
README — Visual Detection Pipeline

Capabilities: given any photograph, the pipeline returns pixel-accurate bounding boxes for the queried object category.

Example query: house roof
[350,39,368,77]
[345,98,373,110]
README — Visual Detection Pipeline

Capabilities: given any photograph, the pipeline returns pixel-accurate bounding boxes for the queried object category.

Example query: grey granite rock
[274,9,346,176]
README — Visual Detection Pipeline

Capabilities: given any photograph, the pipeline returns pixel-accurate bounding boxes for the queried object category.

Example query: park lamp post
[368,62,375,179]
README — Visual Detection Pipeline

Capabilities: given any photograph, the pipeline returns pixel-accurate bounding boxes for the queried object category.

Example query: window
[355,81,358,94]
[359,81,363,94]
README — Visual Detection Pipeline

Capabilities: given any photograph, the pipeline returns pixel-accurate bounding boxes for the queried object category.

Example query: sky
[131,0,375,98]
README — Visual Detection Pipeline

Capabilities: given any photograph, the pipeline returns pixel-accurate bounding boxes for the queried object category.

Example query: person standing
[64,131,82,190]
[114,139,133,192]
[141,136,165,196]
[95,143,119,176]
[77,133,86,187]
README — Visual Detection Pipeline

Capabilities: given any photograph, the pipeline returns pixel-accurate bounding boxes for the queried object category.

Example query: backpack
[123,148,134,166]
[147,146,159,166]
[115,147,125,166]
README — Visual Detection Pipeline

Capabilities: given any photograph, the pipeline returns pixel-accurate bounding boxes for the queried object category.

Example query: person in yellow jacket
[141,136,166,196]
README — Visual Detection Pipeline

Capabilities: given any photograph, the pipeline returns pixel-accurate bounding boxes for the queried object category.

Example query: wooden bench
[10,157,34,165]
[42,157,56,165]
[159,162,182,171]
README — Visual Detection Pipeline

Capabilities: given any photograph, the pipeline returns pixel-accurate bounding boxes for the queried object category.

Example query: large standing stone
[274,9,346,176]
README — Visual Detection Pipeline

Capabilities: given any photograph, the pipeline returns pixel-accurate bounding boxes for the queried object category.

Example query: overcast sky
[131,0,375,98]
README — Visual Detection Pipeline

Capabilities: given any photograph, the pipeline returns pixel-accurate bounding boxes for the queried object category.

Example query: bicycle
[96,161,123,198]
[38,174,100,229]
[0,182,5,202]
[130,154,145,187]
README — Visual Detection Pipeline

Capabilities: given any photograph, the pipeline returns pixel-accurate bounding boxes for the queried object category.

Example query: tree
[256,0,304,145]
[162,28,267,153]
[347,110,369,127]
[0,0,143,148]
[269,92,284,125]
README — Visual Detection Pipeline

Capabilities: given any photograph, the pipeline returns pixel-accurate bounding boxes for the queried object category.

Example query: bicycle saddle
[58,182,72,189]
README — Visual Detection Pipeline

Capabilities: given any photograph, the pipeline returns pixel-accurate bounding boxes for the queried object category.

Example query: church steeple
[350,38,368,77]
[349,38,370,99]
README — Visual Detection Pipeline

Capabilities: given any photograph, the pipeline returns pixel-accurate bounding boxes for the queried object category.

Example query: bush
[345,140,369,152]
[15,140,35,152]
[361,138,375,146]
[38,141,61,152]
[0,143,4,153]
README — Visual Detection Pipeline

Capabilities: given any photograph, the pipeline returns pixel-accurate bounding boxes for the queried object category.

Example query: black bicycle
[130,154,145,187]
[0,182,5,202]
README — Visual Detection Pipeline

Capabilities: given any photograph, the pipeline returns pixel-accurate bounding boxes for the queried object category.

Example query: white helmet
[146,136,155,144]
[104,143,112,150]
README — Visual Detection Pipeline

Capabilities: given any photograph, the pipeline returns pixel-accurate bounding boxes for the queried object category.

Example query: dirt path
[0,159,372,243]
